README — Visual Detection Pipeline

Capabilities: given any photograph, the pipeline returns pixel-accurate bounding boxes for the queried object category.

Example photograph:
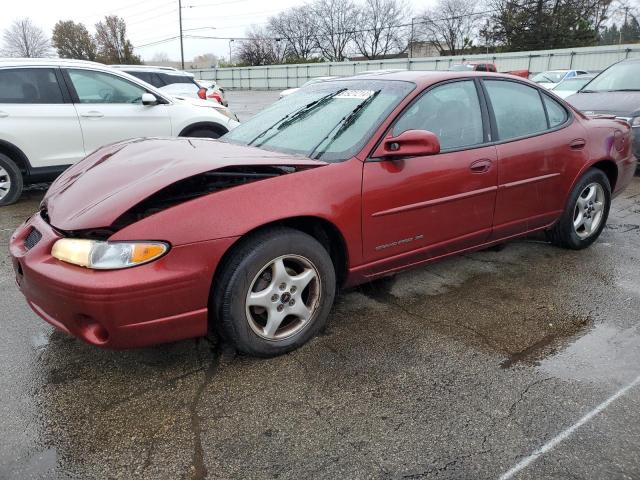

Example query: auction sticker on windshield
[335,90,376,99]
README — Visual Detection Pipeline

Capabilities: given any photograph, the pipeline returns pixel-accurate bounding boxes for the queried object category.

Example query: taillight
[207,91,223,104]
[197,87,207,100]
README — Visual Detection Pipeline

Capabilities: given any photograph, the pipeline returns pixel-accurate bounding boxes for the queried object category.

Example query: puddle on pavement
[538,323,640,386]
[350,239,614,370]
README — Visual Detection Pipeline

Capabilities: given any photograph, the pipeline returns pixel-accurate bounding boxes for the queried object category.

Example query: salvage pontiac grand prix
[10,71,637,357]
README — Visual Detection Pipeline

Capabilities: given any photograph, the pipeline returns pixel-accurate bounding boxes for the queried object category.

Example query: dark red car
[9,71,637,357]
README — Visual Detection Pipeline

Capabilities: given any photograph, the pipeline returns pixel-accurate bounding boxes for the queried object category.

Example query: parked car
[551,74,596,99]
[531,69,590,89]
[280,76,338,98]
[195,79,228,107]
[565,58,640,161]
[10,71,636,357]
[449,62,529,78]
[0,58,239,205]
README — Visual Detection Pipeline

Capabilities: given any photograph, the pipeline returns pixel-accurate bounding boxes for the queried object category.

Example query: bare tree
[1,18,51,58]
[238,26,286,66]
[268,6,318,61]
[95,15,141,64]
[354,0,411,59]
[52,20,97,60]
[418,0,478,55]
[192,53,219,67]
[150,51,171,63]
[312,0,359,61]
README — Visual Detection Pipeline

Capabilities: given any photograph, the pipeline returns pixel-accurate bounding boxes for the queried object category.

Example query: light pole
[229,39,234,65]
[178,0,184,69]
[409,17,419,59]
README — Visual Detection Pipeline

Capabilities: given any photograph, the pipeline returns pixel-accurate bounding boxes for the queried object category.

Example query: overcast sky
[1,0,430,63]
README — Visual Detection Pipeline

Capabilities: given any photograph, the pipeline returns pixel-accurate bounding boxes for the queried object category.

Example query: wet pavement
[2,91,640,479]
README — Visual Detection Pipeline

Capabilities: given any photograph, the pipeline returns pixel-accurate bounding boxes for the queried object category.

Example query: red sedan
[9,71,637,357]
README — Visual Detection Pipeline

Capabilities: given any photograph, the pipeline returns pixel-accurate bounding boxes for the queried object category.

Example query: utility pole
[620,6,629,45]
[229,39,234,65]
[178,0,185,69]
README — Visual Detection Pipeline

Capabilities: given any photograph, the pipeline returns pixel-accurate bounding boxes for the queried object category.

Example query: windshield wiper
[309,90,381,160]
[248,88,347,146]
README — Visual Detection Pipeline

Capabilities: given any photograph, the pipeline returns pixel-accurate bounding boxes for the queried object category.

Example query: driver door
[361,79,498,272]
[64,68,171,153]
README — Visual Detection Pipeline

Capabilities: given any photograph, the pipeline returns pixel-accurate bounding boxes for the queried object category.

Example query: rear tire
[547,168,610,250]
[212,228,336,357]
[0,153,23,206]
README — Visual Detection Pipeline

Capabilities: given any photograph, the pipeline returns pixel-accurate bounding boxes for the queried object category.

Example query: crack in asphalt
[290,354,391,478]
[186,339,224,480]
[507,377,554,420]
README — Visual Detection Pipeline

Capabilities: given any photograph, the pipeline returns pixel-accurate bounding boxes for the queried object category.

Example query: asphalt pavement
[1,90,640,479]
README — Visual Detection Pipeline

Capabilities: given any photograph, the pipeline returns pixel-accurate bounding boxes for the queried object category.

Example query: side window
[161,73,194,85]
[476,65,487,72]
[543,95,568,128]
[484,80,547,140]
[393,80,484,151]
[0,68,64,104]
[67,69,147,104]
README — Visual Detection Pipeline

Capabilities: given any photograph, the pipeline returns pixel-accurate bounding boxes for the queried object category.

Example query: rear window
[0,68,64,104]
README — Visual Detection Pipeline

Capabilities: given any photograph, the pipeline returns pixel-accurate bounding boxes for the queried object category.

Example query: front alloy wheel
[246,255,321,340]
[213,227,336,357]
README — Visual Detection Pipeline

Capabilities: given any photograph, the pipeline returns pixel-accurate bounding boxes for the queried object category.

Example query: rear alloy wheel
[547,168,611,249]
[213,228,336,357]
[0,153,23,206]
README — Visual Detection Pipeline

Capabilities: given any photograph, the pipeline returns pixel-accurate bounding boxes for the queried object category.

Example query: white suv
[0,58,240,205]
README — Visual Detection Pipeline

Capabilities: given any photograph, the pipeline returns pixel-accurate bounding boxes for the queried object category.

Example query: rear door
[482,78,585,238]
[64,68,172,153]
[0,67,84,168]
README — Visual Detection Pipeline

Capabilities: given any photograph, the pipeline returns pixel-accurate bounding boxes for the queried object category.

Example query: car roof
[0,57,106,69]
[113,65,194,76]
[336,69,537,87]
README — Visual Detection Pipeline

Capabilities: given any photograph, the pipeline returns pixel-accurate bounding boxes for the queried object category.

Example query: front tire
[213,228,336,357]
[184,128,223,139]
[0,153,23,206]
[547,168,611,249]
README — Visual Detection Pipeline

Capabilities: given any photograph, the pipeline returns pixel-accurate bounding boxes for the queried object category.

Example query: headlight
[211,106,238,122]
[51,239,168,269]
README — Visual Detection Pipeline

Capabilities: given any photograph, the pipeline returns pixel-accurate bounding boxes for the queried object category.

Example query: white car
[114,65,230,107]
[530,69,590,89]
[279,76,339,98]
[551,74,596,99]
[195,79,228,107]
[0,58,239,205]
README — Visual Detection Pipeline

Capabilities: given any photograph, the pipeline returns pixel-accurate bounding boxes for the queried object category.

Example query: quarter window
[393,80,484,151]
[484,80,547,140]
[543,95,568,127]
[0,68,64,104]
[67,69,147,104]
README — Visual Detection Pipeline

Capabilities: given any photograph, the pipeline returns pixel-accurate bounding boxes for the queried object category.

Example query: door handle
[0,111,8,118]
[470,159,492,173]
[81,111,104,118]
[569,138,586,150]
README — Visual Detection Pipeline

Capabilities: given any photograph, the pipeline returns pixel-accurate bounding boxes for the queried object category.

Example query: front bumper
[9,213,238,349]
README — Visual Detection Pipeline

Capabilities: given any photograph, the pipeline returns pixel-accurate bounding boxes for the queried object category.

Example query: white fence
[188,43,640,90]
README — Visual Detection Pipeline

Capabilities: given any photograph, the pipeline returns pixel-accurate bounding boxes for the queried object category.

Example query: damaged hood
[43,137,326,231]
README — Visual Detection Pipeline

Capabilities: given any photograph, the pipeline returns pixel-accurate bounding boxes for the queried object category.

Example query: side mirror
[373,130,441,159]
[141,93,158,106]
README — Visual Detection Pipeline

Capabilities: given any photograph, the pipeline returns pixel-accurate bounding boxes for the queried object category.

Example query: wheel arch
[589,159,618,192]
[211,216,349,298]
[0,139,30,176]
[178,121,228,137]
